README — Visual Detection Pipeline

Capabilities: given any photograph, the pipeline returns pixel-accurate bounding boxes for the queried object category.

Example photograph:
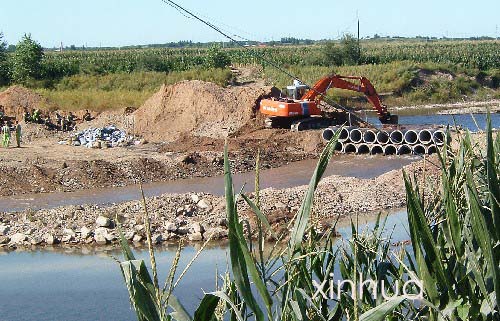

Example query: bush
[11,34,44,84]
[0,32,10,86]
[341,33,361,65]
[205,45,231,69]
[322,41,343,66]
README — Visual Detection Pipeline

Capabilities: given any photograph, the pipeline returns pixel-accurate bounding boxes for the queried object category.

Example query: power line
[160,0,370,126]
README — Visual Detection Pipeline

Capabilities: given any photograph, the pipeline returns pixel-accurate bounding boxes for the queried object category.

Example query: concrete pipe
[432,130,446,146]
[389,130,404,144]
[343,143,357,153]
[335,141,344,152]
[418,129,433,145]
[403,130,419,145]
[322,127,335,141]
[412,144,426,155]
[384,144,397,155]
[426,145,437,155]
[370,144,384,155]
[363,129,377,144]
[376,130,390,145]
[338,127,353,142]
[356,143,370,154]
[397,145,412,155]
[349,128,363,143]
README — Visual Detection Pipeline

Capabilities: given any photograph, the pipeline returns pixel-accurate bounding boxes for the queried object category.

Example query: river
[0,210,409,321]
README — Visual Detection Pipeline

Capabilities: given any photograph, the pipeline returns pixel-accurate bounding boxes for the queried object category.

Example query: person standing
[2,122,10,148]
[15,121,21,148]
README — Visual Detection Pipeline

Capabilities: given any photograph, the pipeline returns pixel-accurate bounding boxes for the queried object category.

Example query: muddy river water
[0,154,418,213]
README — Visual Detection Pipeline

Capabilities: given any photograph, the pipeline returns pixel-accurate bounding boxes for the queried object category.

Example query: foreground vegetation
[118,117,499,320]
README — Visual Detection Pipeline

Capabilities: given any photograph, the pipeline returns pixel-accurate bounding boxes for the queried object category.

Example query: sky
[0,0,499,48]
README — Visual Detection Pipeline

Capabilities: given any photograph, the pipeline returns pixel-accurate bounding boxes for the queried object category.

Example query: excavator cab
[284,84,309,100]
[283,80,309,100]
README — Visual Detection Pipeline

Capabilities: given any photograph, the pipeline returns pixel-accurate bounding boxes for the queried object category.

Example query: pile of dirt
[133,80,273,142]
[0,86,50,120]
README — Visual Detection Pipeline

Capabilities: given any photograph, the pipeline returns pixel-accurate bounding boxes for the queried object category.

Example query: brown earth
[133,80,275,142]
[0,85,51,120]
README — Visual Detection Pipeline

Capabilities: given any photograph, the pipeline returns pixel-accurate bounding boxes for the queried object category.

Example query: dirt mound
[133,80,273,142]
[0,86,50,120]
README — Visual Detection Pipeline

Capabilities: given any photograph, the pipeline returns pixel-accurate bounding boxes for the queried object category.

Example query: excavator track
[265,116,337,131]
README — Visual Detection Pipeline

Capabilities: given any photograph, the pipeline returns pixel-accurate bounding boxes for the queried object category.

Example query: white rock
[191,222,205,234]
[104,232,117,242]
[0,225,10,236]
[80,227,91,239]
[30,236,43,245]
[10,233,27,245]
[190,194,200,203]
[165,222,177,232]
[94,227,109,236]
[188,232,203,241]
[197,199,211,209]
[205,227,228,240]
[96,216,112,228]
[94,234,107,245]
[124,231,135,240]
[62,235,73,243]
[63,228,76,236]
[44,233,57,245]
[132,234,143,243]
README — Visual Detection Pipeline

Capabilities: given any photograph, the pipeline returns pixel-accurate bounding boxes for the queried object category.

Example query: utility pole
[357,11,361,64]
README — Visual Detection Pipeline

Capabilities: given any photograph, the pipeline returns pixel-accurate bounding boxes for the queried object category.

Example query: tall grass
[34,68,234,111]
[403,116,499,320]
[117,117,499,320]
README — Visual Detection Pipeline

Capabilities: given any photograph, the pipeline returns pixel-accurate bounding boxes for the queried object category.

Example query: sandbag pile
[67,126,134,148]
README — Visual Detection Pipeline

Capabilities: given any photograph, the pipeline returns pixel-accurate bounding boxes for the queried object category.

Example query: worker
[66,112,76,131]
[32,109,41,123]
[2,122,10,148]
[14,121,21,148]
[44,115,53,130]
[83,110,92,121]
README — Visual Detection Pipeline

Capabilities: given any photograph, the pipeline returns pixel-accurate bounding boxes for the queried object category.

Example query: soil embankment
[0,156,439,249]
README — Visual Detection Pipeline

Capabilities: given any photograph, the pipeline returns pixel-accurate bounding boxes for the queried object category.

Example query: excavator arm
[301,74,398,124]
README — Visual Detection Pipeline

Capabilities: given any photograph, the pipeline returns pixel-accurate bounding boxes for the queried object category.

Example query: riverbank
[0,155,439,250]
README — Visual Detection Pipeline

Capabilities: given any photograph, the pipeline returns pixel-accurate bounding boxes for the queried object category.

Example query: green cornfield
[42,40,499,79]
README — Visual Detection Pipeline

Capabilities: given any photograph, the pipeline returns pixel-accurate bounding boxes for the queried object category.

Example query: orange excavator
[260,74,398,131]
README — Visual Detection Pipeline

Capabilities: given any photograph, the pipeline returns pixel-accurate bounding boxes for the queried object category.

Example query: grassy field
[33,69,234,112]
[2,39,499,111]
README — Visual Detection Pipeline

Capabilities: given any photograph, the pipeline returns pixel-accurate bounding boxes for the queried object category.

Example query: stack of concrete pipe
[322,126,447,156]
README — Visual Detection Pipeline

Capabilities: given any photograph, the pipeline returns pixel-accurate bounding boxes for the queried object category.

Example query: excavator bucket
[379,113,399,125]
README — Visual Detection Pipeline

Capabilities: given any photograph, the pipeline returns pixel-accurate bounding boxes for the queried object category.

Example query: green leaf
[359,296,405,321]
[224,144,267,321]
[169,295,192,321]
[120,260,162,321]
[193,294,219,321]
[289,130,340,250]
